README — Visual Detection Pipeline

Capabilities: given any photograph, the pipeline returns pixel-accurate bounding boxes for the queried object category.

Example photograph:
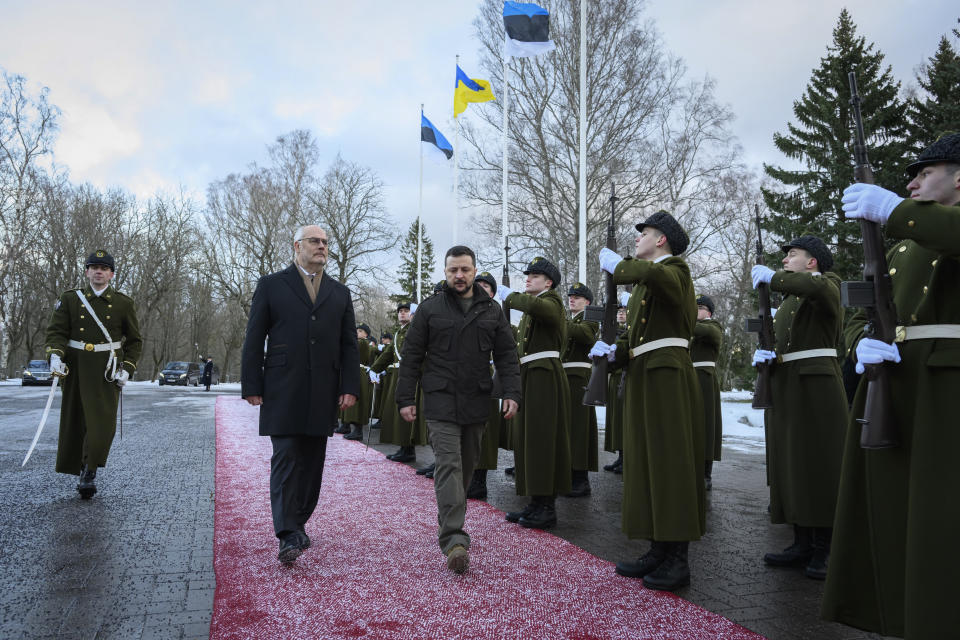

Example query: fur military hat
[356,323,372,336]
[567,282,594,303]
[635,210,689,255]
[696,294,715,315]
[781,235,834,272]
[906,132,960,177]
[475,271,498,295]
[396,301,412,312]
[523,256,561,289]
[85,250,115,271]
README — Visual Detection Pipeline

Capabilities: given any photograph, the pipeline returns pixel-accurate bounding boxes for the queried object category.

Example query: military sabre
[22,366,68,466]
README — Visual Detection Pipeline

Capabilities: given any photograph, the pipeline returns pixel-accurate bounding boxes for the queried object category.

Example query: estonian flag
[421,113,453,160]
[503,1,556,58]
[454,65,495,118]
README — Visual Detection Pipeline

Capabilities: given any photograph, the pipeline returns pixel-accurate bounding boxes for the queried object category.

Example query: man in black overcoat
[202,357,214,391]
[241,225,360,563]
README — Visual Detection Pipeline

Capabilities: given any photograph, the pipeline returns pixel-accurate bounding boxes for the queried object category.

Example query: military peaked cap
[356,323,372,336]
[522,256,561,289]
[85,250,115,271]
[906,132,960,177]
[781,235,834,272]
[567,282,594,303]
[696,294,715,315]
[476,271,498,295]
[636,210,689,255]
[381,332,393,340]
[396,301,412,312]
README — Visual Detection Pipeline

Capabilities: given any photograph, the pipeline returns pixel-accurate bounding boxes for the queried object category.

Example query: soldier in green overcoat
[561,282,599,497]
[370,302,416,461]
[44,250,142,499]
[371,332,392,420]
[498,257,571,529]
[821,134,960,638]
[341,324,375,440]
[594,210,704,592]
[602,303,628,474]
[691,295,723,489]
[751,235,848,580]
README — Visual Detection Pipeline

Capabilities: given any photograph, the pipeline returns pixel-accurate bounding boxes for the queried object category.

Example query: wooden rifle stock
[842,72,899,449]
[583,184,620,407]
[744,205,775,409]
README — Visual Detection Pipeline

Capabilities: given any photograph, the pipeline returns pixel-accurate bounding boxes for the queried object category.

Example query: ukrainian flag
[454,65,495,118]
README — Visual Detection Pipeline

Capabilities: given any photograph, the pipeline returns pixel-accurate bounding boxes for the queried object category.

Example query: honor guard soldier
[691,295,723,490]
[44,250,142,499]
[751,235,847,580]
[340,323,375,441]
[592,210,704,591]
[562,282,600,497]
[822,133,960,637]
[370,302,418,462]
[498,257,572,529]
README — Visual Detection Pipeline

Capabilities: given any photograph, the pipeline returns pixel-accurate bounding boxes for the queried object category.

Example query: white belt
[519,350,561,365]
[778,348,837,363]
[629,338,689,359]
[67,339,121,353]
[895,324,960,342]
[562,361,593,370]
[388,362,400,369]
[692,361,716,368]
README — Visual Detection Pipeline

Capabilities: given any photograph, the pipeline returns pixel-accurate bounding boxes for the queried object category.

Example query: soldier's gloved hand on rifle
[368,369,380,384]
[854,338,901,374]
[377,343,384,351]
[115,369,130,387]
[841,183,904,225]
[49,354,66,376]
[752,349,776,367]
[598,247,622,274]
[497,284,514,301]
[751,265,775,289]
[589,340,617,362]
[619,292,631,307]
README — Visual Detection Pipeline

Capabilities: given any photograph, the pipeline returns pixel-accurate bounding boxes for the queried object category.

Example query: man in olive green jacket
[498,257,571,529]
[593,210,704,592]
[691,295,723,490]
[561,282,599,497]
[45,250,142,499]
[822,134,960,638]
[751,235,848,580]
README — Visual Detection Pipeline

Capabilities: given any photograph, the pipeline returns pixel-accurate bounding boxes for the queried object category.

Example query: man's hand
[752,349,776,367]
[368,369,380,384]
[115,370,130,387]
[751,265,775,289]
[338,394,357,410]
[855,338,901,374]
[245,395,263,406]
[497,284,514,302]
[400,405,417,422]
[502,399,518,420]
[50,354,66,376]
[589,340,617,362]
[842,183,904,225]
[599,247,621,274]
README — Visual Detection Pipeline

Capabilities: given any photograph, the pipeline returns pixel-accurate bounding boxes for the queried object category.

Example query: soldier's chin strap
[75,290,121,382]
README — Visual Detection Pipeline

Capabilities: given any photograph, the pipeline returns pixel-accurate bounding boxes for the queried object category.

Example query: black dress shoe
[643,542,690,591]
[343,424,363,440]
[77,466,97,499]
[615,541,669,578]
[804,527,830,580]
[764,525,813,567]
[278,534,303,563]
[391,446,416,463]
[416,463,436,476]
[505,501,536,523]
[386,447,404,460]
[519,501,556,529]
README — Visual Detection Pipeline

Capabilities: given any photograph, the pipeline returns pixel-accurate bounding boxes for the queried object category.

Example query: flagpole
[453,55,460,246]
[418,103,424,304]
[578,0,587,284]
[501,54,510,285]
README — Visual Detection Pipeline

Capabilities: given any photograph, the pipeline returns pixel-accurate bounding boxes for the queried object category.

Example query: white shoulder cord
[75,291,120,382]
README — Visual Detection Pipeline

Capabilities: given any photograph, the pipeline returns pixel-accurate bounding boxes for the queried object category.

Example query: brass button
[908,220,915,227]
[79,327,84,332]
[889,268,897,275]
[108,304,112,308]
[923,286,928,294]
[640,318,646,324]
[637,336,644,342]
[898,245,906,253]
[106,315,110,319]
[911,314,918,322]
[932,259,938,267]
[640,300,646,306]
[80,315,85,319]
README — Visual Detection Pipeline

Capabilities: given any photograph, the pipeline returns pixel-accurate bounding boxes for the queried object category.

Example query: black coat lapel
[281,264,313,309]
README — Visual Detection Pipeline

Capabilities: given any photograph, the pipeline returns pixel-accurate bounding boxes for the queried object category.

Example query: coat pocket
[795,359,837,376]
[478,318,498,351]
[644,351,681,370]
[265,353,287,368]
[429,317,455,352]
[926,346,960,368]
[421,373,450,392]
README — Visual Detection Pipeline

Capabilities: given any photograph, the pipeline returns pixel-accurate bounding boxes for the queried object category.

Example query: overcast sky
[1,0,956,277]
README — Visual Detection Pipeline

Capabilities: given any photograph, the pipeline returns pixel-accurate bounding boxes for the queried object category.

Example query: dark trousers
[269,435,329,538]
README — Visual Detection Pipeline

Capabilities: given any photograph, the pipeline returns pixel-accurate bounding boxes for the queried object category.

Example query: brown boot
[446,545,469,575]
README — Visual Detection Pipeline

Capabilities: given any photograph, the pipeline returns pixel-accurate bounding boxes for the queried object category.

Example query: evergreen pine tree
[389,219,437,306]
[762,9,907,280]
[905,27,960,155]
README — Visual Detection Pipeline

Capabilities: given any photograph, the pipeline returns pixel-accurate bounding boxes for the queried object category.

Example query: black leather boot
[643,542,691,591]
[416,462,436,476]
[466,469,488,500]
[334,422,350,434]
[343,423,363,440]
[564,470,591,497]
[391,446,416,463]
[805,527,831,580]
[386,446,405,460]
[77,465,97,499]
[615,541,668,578]
[505,500,537,523]
[519,496,557,529]
[704,460,714,491]
[603,452,623,472]
[764,525,814,567]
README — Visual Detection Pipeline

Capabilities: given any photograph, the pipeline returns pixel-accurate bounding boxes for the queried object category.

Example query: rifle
[839,71,899,449]
[583,183,619,406]
[744,205,775,409]
[490,234,511,399]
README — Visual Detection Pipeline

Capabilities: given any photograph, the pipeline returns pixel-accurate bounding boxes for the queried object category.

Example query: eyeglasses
[298,237,328,247]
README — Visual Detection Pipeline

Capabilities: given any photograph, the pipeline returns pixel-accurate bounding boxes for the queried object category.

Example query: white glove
[842,183,904,225]
[770,307,777,318]
[368,369,381,384]
[854,338,901,374]
[618,291,631,307]
[752,349,776,367]
[599,247,622,274]
[50,354,66,375]
[377,343,384,351]
[497,284,514,302]
[589,340,617,362]
[751,265,775,289]
[409,303,418,314]
[116,369,130,387]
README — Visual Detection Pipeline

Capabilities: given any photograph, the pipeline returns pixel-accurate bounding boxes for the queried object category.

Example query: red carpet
[211,397,764,640]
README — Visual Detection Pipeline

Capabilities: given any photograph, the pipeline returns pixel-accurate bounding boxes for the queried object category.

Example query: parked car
[158,361,203,386]
[22,360,53,386]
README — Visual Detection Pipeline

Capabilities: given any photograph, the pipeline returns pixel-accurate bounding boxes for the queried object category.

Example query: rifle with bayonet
[744,205,775,409]
[490,234,511,399]
[583,183,620,406]
[839,71,899,449]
